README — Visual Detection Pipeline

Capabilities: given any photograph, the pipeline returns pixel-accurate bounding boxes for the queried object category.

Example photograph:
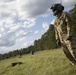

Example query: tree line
[0,24,57,60]
[0,5,76,60]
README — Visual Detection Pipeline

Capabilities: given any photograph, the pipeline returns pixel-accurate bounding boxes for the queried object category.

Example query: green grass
[0,48,76,75]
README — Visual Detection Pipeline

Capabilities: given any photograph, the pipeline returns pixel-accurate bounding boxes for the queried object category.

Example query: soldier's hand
[66,35,72,40]
[56,39,61,46]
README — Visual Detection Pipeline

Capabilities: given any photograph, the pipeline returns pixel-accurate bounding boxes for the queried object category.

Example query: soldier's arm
[54,21,59,40]
[65,12,73,37]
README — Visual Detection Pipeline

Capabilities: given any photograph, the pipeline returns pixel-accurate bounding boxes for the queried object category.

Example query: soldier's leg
[62,43,76,64]
[70,39,76,59]
[66,39,76,60]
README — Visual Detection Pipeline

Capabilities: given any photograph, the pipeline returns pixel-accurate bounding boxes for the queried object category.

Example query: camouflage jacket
[54,12,73,42]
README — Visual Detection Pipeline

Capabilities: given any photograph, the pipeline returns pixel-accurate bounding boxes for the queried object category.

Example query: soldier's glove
[56,39,61,46]
[66,35,72,40]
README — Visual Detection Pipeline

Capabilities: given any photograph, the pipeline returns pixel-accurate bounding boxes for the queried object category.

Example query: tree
[0,54,3,60]
[70,5,76,37]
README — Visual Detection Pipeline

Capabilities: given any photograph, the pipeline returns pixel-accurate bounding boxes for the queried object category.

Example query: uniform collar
[56,12,63,20]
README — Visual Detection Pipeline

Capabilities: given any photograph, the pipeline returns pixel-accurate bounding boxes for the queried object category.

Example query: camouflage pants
[61,38,76,63]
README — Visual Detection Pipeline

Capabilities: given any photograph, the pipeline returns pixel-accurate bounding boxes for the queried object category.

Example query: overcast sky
[0,0,76,54]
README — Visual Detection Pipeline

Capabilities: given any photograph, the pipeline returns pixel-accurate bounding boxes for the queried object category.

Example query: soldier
[50,3,76,65]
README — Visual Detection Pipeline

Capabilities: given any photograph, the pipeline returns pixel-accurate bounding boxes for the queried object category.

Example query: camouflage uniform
[54,12,76,63]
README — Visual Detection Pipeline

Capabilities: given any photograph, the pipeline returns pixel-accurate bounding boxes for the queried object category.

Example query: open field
[0,48,76,75]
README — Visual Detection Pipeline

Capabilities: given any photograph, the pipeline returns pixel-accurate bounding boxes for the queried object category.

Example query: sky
[0,0,76,54]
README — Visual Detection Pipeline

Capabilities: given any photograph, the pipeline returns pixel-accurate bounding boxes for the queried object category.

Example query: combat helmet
[50,3,64,16]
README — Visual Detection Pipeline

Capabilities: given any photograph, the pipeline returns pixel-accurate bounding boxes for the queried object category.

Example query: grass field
[0,48,76,75]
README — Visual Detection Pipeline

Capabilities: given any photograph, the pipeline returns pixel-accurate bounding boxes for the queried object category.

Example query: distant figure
[50,3,76,65]
[19,52,22,58]
[31,50,34,55]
